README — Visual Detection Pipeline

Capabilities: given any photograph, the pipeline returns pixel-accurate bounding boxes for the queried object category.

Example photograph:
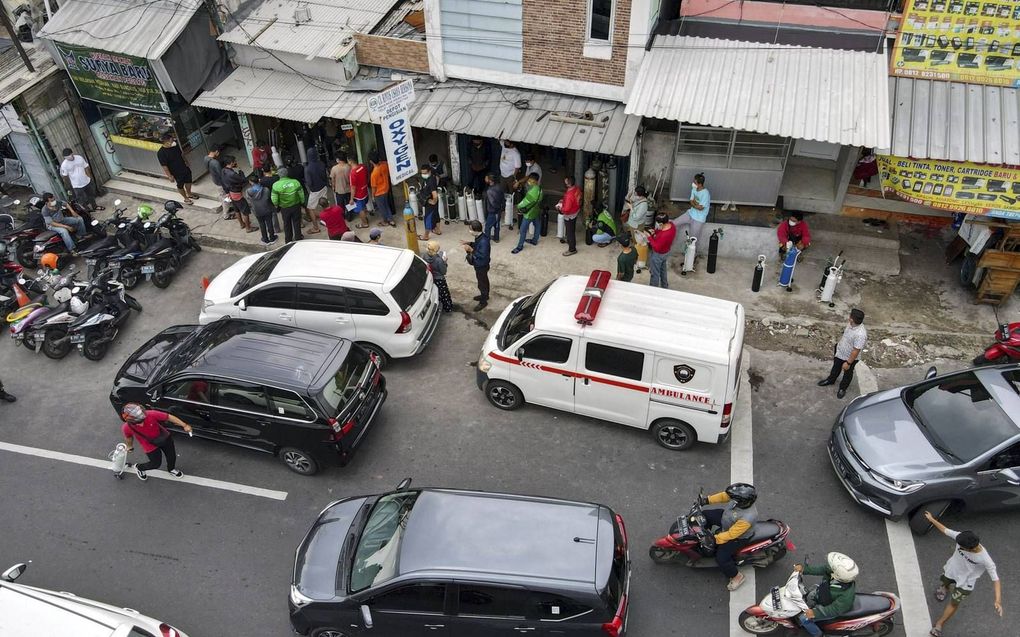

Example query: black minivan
[289,480,631,637]
[110,318,386,475]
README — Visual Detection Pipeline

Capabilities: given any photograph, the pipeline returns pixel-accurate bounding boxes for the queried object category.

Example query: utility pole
[0,7,35,73]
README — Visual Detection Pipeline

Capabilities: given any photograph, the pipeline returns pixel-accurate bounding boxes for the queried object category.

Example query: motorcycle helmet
[39,252,59,271]
[725,482,758,508]
[827,552,859,583]
[120,402,146,423]
[137,204,154,221]
[164,200,183,214]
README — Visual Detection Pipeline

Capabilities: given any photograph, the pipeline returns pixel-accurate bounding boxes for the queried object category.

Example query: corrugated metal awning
[889,76,1020,165]
[37,0,203,60]
[626,35,890,148]
[192,67,346,124]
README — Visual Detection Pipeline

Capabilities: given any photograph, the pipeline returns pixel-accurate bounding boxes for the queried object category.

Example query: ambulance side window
[585,343,644,381]
[519,336,573,364]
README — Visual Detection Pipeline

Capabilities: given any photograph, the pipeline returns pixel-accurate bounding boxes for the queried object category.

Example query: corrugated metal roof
[192,67,348,124]
[372,0,426,40]
[220,0,400,60]
[626,35,890,148]
[37,0,203,60]
[0,43,59,104]
[889,76,1020,165]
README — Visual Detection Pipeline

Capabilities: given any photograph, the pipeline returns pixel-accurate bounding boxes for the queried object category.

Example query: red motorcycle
[648,491,793,569]
[973,320,1020,366]
[738,570,899,636]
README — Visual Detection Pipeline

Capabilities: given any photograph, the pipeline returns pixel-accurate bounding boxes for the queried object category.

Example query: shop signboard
[890,0,1020,87]
[368,80,417,185]
[56,44,169,113]
[878,154,1020,218]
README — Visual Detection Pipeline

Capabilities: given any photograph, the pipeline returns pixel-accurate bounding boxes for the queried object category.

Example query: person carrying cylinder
[778,211,811,259]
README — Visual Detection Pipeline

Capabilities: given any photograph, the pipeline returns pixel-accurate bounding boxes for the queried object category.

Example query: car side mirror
[1,562,28,582]
[396,477,412,491]
[237,298,246,311]
[997,468,1020,486]
[515,348,524,361]
[925,366,938,380]
[360,604,374,629]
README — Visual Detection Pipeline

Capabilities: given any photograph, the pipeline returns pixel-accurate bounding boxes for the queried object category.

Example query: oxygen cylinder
[295,136,308,164]
[461,188,474,223]
[820,266,839,305]
[752,255,766,292]
[109,443,128,479]
[681,237,697,275]
[271,145,284,170]
[540,208,550,237]
[818,255,834,291]
[778,244,799,290]
[471,192,484,223]
[707,229,720,274]
[503,193,514,229]
[556,212,565,241]
[456,189,467,222]
[408,186,420,218]
[402,202,418,251]
[438,187,449,223]
[446,188,459,221]
[582,167,596,221]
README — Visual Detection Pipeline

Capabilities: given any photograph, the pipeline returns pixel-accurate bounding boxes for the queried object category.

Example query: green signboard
[56,43,169,113]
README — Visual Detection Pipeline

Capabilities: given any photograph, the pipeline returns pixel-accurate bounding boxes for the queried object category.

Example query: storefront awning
[37,0,204,60]
[192,67,346,124]
[889,77,1020,165]
[626,36,890,149]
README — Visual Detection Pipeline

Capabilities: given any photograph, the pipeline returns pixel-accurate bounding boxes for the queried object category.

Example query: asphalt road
[0,250,1015,637]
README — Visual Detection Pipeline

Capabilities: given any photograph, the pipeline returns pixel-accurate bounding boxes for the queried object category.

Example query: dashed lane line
[729,352,756,637]
[0,441,288,501]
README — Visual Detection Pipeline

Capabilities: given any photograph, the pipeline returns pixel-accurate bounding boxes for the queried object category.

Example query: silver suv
[829,364,1020,533]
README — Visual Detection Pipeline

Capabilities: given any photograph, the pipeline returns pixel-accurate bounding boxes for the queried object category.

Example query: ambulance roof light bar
[575,269,612,326]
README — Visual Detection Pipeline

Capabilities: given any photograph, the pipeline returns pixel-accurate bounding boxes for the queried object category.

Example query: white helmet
[827,552,859,583]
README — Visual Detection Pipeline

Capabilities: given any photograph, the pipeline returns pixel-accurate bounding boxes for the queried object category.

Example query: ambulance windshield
[499,282,552,349]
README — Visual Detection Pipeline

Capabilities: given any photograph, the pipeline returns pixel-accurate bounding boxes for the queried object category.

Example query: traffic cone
[201,276,210,290]
[14,283,30,307]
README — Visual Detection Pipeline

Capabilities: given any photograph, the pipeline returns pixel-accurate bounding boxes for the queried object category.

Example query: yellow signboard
[109,134,162,152]
[891,0,1020,87]
[878,154,1020,219]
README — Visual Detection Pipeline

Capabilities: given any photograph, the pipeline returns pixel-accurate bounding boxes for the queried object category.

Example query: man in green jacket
[512,173,543,254]
[795,552,858,636]
[271,167,305,243]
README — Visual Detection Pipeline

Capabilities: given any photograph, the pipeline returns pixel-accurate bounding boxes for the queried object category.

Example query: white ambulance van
[476,270,745,450]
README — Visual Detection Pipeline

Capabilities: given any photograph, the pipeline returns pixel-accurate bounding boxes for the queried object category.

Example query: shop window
[588,0,613,41]
[675,126,790,170]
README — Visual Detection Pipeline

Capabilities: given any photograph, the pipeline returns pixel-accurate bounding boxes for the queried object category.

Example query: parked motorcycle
[0,259,47,326]
[75,201,137,278]
[112,205,161,290]
[973,318,1020,366]
[7,267,80,346]
[648,490,793,569]
[66,270,140,361]
[737,569,900,636]
[3,197,47,267]
[31,201,105,268]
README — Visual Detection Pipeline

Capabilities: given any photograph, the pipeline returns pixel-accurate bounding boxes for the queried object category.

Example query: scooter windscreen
[759,570,809,618]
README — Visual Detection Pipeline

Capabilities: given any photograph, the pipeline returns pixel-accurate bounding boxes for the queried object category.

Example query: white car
[200,240,440,366]
[0,562,188,636]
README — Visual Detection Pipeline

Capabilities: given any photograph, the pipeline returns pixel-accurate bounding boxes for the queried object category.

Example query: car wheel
[280,447,319,476]
[737,610,781,635]
[357,342,388,369]
[311,629,347,637]
[652,419,697,451]
[486,380,523,410]
[908,500,952,535]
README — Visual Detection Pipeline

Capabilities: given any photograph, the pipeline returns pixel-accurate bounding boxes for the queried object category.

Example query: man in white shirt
[817,308,867,399]
[924,511,1002,637]
[499,140,522,193]
[59,148,102,212]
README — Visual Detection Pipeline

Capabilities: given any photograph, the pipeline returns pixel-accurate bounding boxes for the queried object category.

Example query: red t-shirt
[252,147,268,171]
[320,205,349,238]
[648,223,677,254]
[122,410,170,453]
[349,164,369,200]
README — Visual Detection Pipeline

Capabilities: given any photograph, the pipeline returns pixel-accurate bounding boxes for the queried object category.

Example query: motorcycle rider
[41,192,87,255]
[794,552,859,636]
[700,483,759,591]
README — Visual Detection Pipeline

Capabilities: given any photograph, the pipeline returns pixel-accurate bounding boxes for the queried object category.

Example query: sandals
[355,224,370,229]
[929,626,942,637]
[934,585,947,602]
[184,198,194,205]
[726,573,746,591]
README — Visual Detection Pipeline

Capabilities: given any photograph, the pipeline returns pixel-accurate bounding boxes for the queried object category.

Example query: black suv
[110,318,386,475]
[289,480,631,637]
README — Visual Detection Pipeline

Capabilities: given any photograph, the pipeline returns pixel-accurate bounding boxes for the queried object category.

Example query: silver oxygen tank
[681,236,697,274]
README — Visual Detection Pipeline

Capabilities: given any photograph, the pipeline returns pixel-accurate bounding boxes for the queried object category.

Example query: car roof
[268,240,412,287]
[398,490,604,586]
[534,275,743,363]
[0,582,119,636]
[168,318,345,390]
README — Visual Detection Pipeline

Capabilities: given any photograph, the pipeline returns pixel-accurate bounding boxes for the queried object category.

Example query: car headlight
[869,471,925,493]
[477,353,492,373]
[289,585,314,608]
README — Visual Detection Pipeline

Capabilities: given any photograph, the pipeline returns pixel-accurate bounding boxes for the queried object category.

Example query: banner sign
[56,44,169,113]
[381,107,418,185]
[878,154,1020,218]
[367,79,416,118]
[890,0,1020,87]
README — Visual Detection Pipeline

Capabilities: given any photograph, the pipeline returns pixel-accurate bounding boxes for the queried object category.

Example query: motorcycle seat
[34,230,58,242]
[832,594,891,620]
[746,521,781,543]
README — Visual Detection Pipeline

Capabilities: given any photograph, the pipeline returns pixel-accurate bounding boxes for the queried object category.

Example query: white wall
[232,45,354,84]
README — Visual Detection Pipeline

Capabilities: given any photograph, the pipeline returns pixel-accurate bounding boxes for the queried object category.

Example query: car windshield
[390,257,428,311]
[319,347,370,413]
[349,491,420,592]
[904,371,1020,463]
[499,282,552,350]
[231,243,295,296]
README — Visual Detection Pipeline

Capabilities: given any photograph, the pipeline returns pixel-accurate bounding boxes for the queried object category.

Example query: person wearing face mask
[556,176,582,256]
[246,174,278,245]
[418,164,441,241]
[462,220,491,311]
[157,133,197,204]
[817,308,866,399]
[40,192,86,254]
[777,210,811,257]
[672,172,710,244]
[646,212,677,288]
[499,140,522,194]
[517,154,542,189]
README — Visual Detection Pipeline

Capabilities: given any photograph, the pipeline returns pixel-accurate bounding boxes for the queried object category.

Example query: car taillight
[615,513,628,552]
[602,594,627,637]
[159,624,181,637]
[721,402,733,427]
[327,417,355,441]
[396,310,411,334]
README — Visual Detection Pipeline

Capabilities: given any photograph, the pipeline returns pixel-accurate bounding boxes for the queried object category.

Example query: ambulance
[476,270,745,450]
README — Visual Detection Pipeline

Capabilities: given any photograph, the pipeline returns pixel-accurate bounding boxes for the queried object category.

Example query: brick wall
[354,34,430,74]
[522,0,631,87]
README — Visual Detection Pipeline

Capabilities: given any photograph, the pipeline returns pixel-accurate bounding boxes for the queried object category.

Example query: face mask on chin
[789,219,797,226]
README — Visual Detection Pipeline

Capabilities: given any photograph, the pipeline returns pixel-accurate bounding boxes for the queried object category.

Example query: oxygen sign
[382,107,418,185]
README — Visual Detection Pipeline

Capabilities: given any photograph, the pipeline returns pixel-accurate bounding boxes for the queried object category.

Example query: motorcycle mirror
[360,604,373,629]
[925,366,938,380]
[998,468,1020,486]
[90,219,98,226]
[114,199,122,206]
[1,562,28,582]
[396,477,412,491]
[12,199,19,205]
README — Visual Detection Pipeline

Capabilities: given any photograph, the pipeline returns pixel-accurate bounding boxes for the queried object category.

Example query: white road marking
[855,364,931,637]
[730,352,756,637]
[0,441,288,501]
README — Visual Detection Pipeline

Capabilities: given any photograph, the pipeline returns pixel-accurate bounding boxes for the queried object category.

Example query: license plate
[141,264,156,274]
[70,334,85,343]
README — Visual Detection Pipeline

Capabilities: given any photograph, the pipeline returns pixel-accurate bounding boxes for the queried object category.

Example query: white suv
[200,241,440,366]
[0,562,188,636]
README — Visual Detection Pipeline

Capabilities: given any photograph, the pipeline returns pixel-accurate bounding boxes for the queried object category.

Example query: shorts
[307,187,328,209]
[353,197,367,214]
[172,169,193,189]
[940,576,972,604]
[424,206,438,230]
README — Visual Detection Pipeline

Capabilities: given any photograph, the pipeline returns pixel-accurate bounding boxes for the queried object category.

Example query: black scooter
[66,270,139,361]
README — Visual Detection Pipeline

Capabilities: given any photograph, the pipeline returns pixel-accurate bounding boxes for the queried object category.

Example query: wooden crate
[978,249,1020,270]
[976,268,1020,305]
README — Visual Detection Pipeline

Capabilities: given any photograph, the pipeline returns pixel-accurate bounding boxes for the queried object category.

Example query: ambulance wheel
[652,419,696,451]
[486,380,523,411]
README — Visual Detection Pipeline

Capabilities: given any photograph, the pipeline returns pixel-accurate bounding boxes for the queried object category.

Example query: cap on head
[369,228,382,239]
[850,308,865,325]
[278,167,289,178]
[121,403,146,423]
[956,530,980,550]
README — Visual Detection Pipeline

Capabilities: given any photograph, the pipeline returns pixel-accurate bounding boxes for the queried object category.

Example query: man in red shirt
[646,212,676,289]
[120,402,193,480]
[557,176,582,256]
[252,140,270,172]
[319,197,350,240]
[349,161,370,228]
